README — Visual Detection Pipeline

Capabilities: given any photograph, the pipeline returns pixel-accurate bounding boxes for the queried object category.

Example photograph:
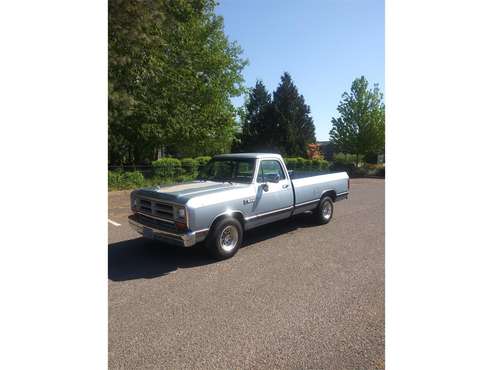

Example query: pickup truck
[129,153,349,259]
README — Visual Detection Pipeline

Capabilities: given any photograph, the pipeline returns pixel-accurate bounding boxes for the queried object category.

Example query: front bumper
[128,215,208,247]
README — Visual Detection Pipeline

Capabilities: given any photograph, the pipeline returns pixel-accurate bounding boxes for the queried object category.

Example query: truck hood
[134,180,246,205]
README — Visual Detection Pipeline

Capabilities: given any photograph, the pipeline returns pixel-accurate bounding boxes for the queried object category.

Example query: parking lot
[108,178,384,369]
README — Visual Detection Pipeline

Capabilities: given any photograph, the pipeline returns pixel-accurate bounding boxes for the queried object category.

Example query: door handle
[282,184,289,189]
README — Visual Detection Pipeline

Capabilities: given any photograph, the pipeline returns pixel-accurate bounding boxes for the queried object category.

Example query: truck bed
[291,171,349,205]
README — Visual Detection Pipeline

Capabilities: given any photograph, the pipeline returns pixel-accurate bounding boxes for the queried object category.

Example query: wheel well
[321,190,336,202]
[210,212,245,231]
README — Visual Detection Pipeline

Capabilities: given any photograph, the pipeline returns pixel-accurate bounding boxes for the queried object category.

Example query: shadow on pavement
[241,214,315,247]
[108,214,317,282]
[108,239,214,281]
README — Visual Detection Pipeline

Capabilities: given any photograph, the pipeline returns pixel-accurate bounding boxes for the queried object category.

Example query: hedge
[194,156,212,168]
[152,156,332,175]
[108,170,145,190]
[109,155,383,191]
[284,158,297,169]
[150,156,212,179]
[283,157,330,171]
[152,157,182,178]
[333,153,359,164]
[180,158,198,175]
[328,161,385,178]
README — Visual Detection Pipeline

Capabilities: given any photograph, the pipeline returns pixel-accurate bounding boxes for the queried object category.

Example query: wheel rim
[322,201,332,220]
[219,225,239,252]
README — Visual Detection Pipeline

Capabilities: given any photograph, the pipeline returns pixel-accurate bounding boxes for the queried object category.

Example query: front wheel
[206,217,243,259]
[314,196,334,225]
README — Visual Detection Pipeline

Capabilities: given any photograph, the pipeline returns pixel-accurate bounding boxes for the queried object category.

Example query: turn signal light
[175,221,187,231]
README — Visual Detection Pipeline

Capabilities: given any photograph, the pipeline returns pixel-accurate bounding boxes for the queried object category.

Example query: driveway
[108,178,385,369]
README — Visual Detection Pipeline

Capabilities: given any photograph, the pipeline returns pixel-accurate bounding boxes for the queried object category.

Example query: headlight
[176,207,186,220]
[174,207,187,231]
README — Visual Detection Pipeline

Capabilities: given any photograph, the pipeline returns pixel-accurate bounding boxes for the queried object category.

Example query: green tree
[109,0,247,164]
[329,76,385,163]
[271,73,316,156]
[237,80,276,151]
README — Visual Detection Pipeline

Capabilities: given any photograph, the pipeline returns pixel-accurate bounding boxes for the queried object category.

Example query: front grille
[136,196,175,222]
[138,213,177,232]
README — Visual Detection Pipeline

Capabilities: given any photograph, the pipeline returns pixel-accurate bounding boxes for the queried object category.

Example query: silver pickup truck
[129,153,349,259]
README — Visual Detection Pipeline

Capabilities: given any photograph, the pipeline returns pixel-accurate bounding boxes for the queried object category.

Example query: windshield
[198,158,256,184]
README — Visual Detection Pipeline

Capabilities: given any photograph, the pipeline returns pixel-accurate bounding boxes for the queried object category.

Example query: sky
[215,0,384,141]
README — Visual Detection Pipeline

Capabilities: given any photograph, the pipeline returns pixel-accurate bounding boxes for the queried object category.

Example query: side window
[257,160,286,182]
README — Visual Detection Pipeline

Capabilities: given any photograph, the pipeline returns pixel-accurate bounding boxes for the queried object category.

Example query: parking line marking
[108,219,121,227]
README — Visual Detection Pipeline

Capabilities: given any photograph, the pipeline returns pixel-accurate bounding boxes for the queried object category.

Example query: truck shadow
[108,214,317,282]
[241,214,315,247]
[108,238,213,281]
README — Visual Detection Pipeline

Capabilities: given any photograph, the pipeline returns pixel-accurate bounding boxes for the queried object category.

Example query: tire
[206,217,243,259]
[314,196,334,225]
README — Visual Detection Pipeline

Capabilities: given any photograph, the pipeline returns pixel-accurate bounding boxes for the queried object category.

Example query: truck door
[249,159,294,228]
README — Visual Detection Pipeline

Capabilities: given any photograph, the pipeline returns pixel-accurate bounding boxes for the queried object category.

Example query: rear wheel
[206,217,243,259]
[314,196,334,225]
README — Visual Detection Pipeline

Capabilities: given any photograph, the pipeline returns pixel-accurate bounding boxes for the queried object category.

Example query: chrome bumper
[128,215,208,247]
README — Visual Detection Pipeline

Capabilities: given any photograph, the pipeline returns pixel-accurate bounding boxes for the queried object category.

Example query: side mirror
[261,183,269,192]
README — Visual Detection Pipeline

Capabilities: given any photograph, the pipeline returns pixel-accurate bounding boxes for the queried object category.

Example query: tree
[237,80,276,151]
[109,0,247,164]
[271,72,316,156]
[236,73,316,156]
[307,143,324,159]
[329,76,385,163]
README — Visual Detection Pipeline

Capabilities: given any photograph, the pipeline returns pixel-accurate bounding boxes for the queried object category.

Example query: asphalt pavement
[108,178,385,369]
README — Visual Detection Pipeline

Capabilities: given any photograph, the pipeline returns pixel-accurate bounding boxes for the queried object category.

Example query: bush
[123,171,145,186]
[108,170,123,189]
[181,158,198,176]
[363,163,385,177]
[364,152,379,164]
[283,157,330,172]
[296,157,307,170]
[195,156,212,169]
[110,154,373,191]
[352,166,368,177]
[328,161,385,178]
[152,157,182,178]
[330,161,357,176]
[284,157,297,170]
[320,160,330,170]
[365,163,384,170]
[311,159,329,171]
[333,153,358,165]
[305,159,314,170]
[175,175,191,183]
[108,170,144,190]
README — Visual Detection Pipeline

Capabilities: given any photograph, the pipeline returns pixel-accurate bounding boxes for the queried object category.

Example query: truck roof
[214,153,283,160]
